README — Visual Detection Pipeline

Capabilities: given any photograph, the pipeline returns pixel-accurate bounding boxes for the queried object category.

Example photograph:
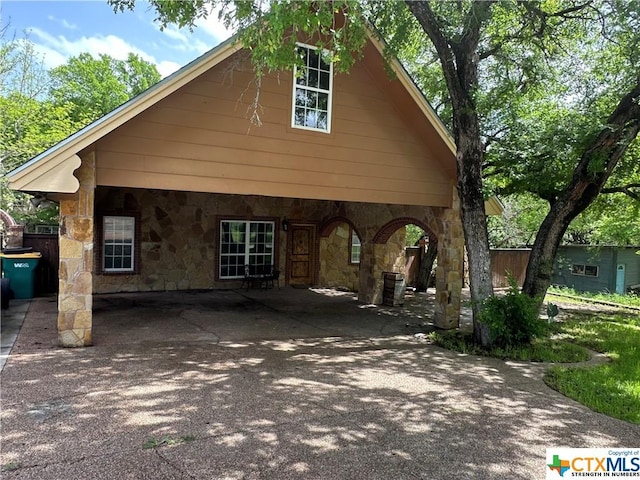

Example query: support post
[57,153,95,347]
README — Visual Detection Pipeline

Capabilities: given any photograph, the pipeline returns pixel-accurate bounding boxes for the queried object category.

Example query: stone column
[358,241,379,304]
[58,153,95,347]
[433,189,464,329]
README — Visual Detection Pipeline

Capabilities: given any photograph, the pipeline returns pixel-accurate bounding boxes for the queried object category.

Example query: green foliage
[404,224,425,246]
[48,52,161,123]
[544,312,640,424]
[429,330,590,363]
[479,277,545,347]
[547,286,640,309]
[111,0,369,77]
[1,30,161,230]
[487,194,548,247]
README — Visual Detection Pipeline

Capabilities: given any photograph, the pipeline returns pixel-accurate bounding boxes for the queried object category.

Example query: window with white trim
[103,216,135,272]
[292,44,333,132]
[220,220,274,279]
[350,230,361,264]
[571,264,599,277]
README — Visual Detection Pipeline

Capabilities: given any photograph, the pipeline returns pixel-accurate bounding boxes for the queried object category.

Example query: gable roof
[7,29,455,195]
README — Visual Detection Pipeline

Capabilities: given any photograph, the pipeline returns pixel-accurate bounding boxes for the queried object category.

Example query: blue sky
[1,0,233,77]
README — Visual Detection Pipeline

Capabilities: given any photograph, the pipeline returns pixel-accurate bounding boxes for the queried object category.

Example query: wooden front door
[289,224,316,286]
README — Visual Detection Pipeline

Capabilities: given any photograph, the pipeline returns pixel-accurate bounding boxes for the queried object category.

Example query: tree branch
[601,183,640,201]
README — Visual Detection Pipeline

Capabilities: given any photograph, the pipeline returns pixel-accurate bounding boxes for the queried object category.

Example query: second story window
[292,44,332,133]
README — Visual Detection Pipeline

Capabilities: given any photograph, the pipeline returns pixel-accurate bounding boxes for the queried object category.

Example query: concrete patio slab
[1,288,638,479]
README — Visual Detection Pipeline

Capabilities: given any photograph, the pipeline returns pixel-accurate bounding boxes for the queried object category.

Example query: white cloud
[163,25,210,54]
[25,27,174,74]
[47,15,78,31]
[194,12,234,43]
[156,60,181,78]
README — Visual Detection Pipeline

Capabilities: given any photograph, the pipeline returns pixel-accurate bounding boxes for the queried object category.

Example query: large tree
[1,32,162,228]
[110,0,640,345]
[49,52,161,123]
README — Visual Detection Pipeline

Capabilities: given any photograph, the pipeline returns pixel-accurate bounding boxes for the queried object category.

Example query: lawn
[430,306,640,424]
[544,312,640,424]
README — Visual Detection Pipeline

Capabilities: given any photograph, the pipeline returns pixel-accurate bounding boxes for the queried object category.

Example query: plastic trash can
[1,278,10,309]
[0,252,42,299]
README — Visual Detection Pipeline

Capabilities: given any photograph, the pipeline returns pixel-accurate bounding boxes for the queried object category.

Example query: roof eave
[7,36,241,193]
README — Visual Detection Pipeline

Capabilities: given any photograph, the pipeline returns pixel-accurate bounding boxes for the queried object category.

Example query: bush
[479,278,544,348]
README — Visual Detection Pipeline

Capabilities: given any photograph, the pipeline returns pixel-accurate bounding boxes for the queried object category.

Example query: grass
[548,286,640,309]
[429,308,640,424]
[543,312,640,424]
[429,330,591,363]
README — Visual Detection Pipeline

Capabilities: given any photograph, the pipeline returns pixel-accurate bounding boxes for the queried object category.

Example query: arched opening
[373,217,437,300]
[318,217,361,291]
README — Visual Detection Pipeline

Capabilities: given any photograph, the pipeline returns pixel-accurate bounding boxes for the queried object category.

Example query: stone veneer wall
[58,153,95,347]
[92,187,461,329]
[318,223,359,292]
[358,228,406,304]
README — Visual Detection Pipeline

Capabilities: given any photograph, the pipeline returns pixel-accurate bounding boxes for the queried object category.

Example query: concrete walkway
[1,288,638,479]
[1,299,30,372]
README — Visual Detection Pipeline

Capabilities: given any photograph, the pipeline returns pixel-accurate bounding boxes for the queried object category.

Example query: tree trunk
[407,0,495,346]
[523,81,640,301]
[416,238,437,292]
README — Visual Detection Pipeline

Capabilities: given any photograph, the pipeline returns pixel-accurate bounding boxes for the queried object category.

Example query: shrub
[479,278,545,348]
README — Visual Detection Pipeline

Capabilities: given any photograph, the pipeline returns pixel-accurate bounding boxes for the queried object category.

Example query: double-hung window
[350,230,361,264]
[103,216,135,272]
[220,220,274,279]
[292,44,333,133]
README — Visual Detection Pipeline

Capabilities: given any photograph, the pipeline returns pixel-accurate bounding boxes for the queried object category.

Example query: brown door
[288,224,316,286]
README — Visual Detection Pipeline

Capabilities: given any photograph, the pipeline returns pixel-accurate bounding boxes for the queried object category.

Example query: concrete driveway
[1,288,638,479]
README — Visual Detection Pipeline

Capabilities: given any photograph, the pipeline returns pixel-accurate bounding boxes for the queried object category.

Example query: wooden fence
[22,233,58,295]
[490,249,531,287]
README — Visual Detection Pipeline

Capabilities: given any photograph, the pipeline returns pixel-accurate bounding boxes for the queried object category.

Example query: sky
[1,0,234,78]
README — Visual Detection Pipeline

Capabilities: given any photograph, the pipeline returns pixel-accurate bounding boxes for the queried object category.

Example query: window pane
[103,216,135,272]
[292,45,332,132]
[220,221,274,278]
[317,112,327,130]
[585,265,598,276]
[318,93,328,110]
[308,69,318,88]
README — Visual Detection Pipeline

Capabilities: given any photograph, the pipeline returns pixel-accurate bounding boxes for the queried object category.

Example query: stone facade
[59,184,465,346]
[432,188,464,329]
[318,223,359,292]
[93,188,439,298]
[57,153,95,347]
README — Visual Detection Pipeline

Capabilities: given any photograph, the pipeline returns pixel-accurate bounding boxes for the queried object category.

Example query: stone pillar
[358,241,378,304]
[58,153,95,347]
[433,189,464,329]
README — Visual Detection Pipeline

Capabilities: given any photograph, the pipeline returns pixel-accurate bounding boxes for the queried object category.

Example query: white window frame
[103,216,135,273]
[291,43,333,133]
[350,229,361,264]
[571,263,599,277]
[219,220,275,279]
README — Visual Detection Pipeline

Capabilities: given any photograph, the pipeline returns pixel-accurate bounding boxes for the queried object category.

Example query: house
[552,245,640,294]
[7,30,499,347]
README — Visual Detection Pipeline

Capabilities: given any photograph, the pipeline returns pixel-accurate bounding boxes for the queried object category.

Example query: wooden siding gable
[8,30,459,209]
[95,39,458,207]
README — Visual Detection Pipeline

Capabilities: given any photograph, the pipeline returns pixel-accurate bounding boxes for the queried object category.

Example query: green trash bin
[0,252,42,299]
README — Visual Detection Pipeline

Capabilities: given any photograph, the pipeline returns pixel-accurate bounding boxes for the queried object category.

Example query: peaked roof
[7,29,455,195]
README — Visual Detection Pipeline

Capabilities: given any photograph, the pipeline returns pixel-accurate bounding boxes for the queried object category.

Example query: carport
[88,287,472,347]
